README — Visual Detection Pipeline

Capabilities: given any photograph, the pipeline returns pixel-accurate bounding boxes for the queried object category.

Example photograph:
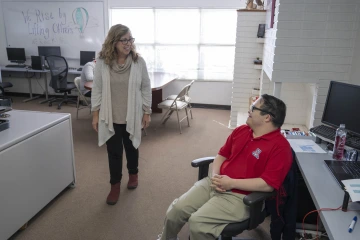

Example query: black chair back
[0,86,4,97]
[46,55,68,91]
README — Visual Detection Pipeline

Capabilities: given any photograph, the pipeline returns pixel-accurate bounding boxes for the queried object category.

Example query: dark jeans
[84,91,91,97]
[106,124,139,185]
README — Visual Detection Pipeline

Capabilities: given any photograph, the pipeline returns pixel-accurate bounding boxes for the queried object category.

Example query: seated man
[80,60,96,97]
[158,94,292,240]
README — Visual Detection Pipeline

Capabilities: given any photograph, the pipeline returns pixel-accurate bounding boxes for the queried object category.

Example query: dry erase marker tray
[0,119,9,132]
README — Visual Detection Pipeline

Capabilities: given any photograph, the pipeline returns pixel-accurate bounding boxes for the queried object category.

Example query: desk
[0,66,82,103]
[68,69,82,75]
[292,136,359,240]
[0,110,76,240]
[84,72,178,113]
[1,66,50,103]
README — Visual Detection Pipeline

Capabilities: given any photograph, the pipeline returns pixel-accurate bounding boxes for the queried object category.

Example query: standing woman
[91,24,152,205]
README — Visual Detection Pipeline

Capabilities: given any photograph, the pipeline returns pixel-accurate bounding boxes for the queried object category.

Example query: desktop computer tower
[31,56,45,70]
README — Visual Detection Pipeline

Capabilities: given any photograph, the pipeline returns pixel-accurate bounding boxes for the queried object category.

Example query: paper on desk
[287,139,326,153]
[342,179,360,202]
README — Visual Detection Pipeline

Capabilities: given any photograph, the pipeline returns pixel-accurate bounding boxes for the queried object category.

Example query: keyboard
[77,68,83,71]
[310,125,360,150]
[5,64,26,68]
[310,125,336,139]
[340,161,360,178]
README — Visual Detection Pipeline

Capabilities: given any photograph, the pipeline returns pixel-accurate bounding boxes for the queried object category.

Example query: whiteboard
[2,1,105,59]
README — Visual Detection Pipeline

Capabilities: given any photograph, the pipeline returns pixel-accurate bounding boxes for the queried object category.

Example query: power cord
[24,71,35,79]
[302,203,359,239]
[35,78,46,92]
[24,70,46,93]
[302,206,341,239]
[298,232,328,240]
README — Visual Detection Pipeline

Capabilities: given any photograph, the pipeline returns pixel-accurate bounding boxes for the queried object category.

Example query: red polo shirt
[218,125,292,195]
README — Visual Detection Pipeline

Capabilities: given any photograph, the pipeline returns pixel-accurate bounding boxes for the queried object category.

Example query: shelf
[237,9,266,12]
[254,64,262,69]
[256,38,265,43]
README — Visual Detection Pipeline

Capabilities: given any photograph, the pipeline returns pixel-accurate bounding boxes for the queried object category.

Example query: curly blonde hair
[99,24,139,65]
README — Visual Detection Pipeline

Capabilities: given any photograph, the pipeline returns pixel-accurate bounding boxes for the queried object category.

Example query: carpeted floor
[7,96,272,240]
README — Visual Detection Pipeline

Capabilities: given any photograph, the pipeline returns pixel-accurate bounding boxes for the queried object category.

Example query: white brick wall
[229,10,266,128]
[261,0,360,127]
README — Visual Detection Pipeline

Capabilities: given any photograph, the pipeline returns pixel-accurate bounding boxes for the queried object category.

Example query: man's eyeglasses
[119,38,135,45]
[250,105,276,118]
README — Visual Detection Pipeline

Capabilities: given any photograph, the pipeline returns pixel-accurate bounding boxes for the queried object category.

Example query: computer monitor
[38,46,61,57]
[80,51,96,66]
[322,81,360,136]
[6,48,26,63]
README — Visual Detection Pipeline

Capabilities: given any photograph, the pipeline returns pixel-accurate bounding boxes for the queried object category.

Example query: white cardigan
[91,57,152,148]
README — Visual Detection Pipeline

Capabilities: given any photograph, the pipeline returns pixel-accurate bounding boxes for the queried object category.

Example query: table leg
[44,73,48,100]
[39,72,50,104]
[152,89,163,113]
[23,78,40,102]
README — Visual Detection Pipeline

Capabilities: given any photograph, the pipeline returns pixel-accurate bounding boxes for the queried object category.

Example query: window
[111,9,236,80]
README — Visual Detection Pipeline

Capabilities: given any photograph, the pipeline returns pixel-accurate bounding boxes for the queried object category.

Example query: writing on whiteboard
[20,7,95,42]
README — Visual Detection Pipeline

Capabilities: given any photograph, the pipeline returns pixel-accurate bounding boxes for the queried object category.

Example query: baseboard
[5,92,77,99]
[6,92,230,110]
[192,103,230,110]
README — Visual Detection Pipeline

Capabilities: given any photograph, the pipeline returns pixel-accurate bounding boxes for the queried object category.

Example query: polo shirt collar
[249,128,281,141]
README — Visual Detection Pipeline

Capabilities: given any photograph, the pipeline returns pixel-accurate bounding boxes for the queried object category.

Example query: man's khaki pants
[160,177,250,240]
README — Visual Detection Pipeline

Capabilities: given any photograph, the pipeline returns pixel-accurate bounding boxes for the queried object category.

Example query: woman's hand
[92,111,99,132]
[142,114,151,128]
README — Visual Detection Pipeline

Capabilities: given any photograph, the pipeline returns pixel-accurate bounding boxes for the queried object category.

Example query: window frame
[110,8,236,81]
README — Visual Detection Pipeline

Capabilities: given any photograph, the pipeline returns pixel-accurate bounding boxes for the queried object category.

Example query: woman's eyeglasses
[119,38,135,45]
[250,105,276,118]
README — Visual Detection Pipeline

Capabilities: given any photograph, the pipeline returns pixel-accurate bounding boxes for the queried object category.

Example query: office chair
[0,66,13,101]
[0,86,4,97]
[0,66,13,96]
[191,157,276,240]
[46,55,77,110]
[0,82,13,94]
[166,80,195,119]
[156,83,191,134]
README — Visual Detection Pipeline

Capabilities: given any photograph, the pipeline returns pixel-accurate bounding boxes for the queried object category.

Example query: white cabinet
[0,110,75,240]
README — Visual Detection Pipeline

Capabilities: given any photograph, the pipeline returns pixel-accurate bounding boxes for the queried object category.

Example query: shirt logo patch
[252,148,262,159]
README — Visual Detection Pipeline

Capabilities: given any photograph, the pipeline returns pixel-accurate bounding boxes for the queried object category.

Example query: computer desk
[0,66,81,103]
[84,72,178,113]
[1,66,49,103]
[290,136,360,240]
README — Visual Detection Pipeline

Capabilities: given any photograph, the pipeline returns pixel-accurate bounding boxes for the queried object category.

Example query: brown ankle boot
[106,182,120,205]
[127,174,138,189]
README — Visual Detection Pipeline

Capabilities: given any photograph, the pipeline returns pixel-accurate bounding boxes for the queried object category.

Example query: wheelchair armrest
[191,157,215,181]
[243,191,276,206]
[243,190,276,230]
[191,157,215,168]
